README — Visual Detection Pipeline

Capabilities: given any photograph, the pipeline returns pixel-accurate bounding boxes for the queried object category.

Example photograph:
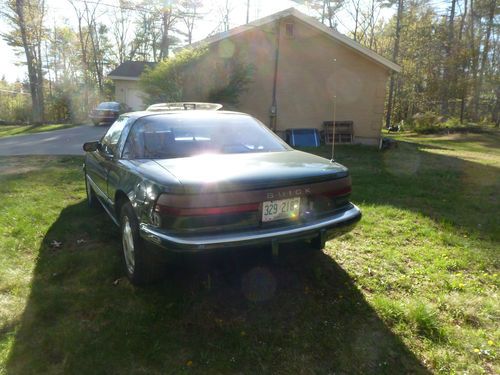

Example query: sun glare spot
[218,39,235,58]
[182,154,243,183]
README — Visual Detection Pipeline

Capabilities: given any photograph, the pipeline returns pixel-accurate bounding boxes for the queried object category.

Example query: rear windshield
[122,113,289,159]
[97,102,119,110]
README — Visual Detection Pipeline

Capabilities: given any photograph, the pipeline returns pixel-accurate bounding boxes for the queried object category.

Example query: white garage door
[126,88,145,111]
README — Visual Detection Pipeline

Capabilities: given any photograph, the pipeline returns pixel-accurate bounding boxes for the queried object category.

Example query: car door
[93,117,129,209]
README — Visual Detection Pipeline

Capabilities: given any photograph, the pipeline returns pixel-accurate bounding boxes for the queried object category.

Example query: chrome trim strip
[140,204,361,249]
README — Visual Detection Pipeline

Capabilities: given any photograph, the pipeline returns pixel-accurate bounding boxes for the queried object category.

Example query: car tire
[120,201,163,286]
[85,173,100,209]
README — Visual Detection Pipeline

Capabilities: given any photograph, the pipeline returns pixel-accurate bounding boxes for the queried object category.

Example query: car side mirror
[83,141,100,152]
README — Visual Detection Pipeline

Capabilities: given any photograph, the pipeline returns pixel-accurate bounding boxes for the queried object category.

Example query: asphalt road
[0,124,110,156]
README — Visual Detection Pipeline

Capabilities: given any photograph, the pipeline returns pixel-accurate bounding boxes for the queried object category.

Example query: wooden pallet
[322,121,353,144]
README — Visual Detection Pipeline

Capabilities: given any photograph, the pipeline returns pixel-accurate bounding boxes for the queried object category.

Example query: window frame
[99,116,130,157]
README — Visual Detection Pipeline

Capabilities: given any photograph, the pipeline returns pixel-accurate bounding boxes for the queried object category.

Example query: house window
[285,23,294,38]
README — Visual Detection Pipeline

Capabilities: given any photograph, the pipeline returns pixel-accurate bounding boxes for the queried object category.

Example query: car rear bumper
[89,114,118,122]
[139,203,361,253]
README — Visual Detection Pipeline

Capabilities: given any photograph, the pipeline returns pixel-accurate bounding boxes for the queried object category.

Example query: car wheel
[120,201,163,285]
[85,173,99,208]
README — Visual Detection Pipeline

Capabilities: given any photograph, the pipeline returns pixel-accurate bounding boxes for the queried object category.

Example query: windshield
[122,112,289,159]
[97,102,120,110]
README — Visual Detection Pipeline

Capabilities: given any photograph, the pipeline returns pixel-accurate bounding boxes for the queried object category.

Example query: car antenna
[330,58,337,163]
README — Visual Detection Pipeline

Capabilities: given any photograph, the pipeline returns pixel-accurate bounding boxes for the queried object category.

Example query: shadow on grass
[6,201,429,374]
[308,141,499,244]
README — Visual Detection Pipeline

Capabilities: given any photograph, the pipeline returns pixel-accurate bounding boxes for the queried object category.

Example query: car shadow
[6,201,430,374]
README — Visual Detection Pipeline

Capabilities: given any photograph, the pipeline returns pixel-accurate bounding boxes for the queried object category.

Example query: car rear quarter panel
[112,160,181,223]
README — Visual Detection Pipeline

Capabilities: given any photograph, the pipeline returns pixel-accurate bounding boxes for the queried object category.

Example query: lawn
[0,123,78,138]
[0,132,498,374]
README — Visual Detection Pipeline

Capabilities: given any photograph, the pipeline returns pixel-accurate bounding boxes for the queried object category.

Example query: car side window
[101,116,128,156]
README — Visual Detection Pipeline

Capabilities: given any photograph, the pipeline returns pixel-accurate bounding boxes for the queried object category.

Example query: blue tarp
[286,129,321,147]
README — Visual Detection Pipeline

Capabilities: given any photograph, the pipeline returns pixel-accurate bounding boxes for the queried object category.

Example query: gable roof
[108,61,157,81]
[192,8,401,73]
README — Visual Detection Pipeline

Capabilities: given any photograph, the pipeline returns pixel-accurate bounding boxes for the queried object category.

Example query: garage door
[126,88,145,111]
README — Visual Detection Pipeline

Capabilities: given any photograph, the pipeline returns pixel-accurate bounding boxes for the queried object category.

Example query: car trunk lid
[152,150,348,193]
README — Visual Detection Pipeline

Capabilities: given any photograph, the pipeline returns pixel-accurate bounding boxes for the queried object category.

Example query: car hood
[152,150,348,193]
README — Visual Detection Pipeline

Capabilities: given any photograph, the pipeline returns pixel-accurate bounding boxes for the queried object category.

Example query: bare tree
[83,0,106,93]
[159,1,179,59]
[218,0,233,32]
[346,0,364,41]
[131,5,161,62]
[306,0,344,29]
[111,0,135,64]
[179,0,203,45]
[364,0,382,50]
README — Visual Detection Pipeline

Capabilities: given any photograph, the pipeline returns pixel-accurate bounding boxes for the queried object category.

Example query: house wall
[114,79,147,111]
[183,17,391,145]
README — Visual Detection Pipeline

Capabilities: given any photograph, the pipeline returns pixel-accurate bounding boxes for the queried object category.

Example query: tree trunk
[441,0,456,116]
[160,8,172,59]
[493,86,499,127]
[472,0,496,121]
[385,0,403,128]
[469,0,480,120]
[458,0,468,123]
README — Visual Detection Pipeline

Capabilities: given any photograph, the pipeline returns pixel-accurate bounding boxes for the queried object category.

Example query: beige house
[108,61,156,111]
[185,8,400,145]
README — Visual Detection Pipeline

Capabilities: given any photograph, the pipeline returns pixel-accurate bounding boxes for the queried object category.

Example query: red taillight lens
[154,194,259,216]
[323,186,352,197]
[155,203,260,216]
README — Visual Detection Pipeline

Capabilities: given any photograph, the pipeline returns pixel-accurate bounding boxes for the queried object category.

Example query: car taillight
[323,186,352,196]
[154,200,259,216]
[154,193,259,216]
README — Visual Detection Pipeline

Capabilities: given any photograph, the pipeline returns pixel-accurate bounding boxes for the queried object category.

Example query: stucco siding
[182,17,390,144]
[271,17,389,141]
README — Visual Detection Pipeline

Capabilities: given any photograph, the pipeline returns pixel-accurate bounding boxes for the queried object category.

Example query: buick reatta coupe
[83,103,361,285]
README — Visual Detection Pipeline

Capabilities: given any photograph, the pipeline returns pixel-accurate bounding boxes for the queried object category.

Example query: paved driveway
[0,124,110,156]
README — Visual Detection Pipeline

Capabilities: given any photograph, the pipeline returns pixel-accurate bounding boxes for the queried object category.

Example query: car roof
[121,110,249,121]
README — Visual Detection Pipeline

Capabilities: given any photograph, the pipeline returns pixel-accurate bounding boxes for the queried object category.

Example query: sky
[0,0,394,83]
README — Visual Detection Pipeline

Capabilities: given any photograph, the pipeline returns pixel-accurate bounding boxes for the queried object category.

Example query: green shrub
[140,46,254,108]
[408,113,492,134]
[208,62,255,107]
[139,46,209,104]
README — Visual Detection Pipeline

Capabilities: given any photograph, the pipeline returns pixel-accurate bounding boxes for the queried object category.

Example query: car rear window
[97,102,120,110]
[122,113,289,159]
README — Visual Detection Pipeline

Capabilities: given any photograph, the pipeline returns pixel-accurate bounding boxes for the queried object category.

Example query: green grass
[0,124,79,138]
[0,132,498,374]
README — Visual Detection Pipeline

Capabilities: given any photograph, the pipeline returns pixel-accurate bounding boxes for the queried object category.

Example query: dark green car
[83,107,361,285]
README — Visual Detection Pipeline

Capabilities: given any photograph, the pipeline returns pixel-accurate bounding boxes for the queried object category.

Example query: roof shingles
[108,61,157,79]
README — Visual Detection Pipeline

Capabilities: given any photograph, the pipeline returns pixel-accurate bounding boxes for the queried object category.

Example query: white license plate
[262,197,301,222]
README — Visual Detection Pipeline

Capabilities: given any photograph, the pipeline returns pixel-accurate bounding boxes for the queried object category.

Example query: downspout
[270,20,281,132]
